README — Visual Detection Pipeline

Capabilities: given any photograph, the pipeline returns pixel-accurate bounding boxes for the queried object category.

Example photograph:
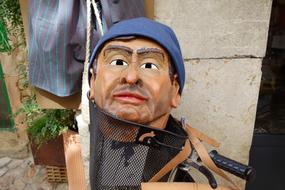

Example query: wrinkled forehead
[96,37,170,60]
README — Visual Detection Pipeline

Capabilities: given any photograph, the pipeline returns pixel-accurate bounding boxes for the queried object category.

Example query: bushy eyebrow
[103,46,165,61]
[104,45,133,56]
[136,48,164,58]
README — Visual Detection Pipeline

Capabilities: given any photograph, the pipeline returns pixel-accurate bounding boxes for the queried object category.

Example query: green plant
[0,0,25,53]
[16,97,75,148]
[27,109,74,147]
[0,19,11,52]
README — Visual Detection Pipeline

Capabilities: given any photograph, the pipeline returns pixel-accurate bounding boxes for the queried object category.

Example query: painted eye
[140,63,159,70]
[110,59,128,66]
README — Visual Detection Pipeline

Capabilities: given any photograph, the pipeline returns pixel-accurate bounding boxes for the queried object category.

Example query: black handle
[198,165,218,189]
[176,162,218,189]
[209,150,255,181]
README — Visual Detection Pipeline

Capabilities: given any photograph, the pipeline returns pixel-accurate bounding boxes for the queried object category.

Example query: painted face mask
[89,38,181,129]
[88,97,188,190]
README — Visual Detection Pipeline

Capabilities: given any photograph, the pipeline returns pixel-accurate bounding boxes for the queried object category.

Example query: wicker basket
[46,166,68,183]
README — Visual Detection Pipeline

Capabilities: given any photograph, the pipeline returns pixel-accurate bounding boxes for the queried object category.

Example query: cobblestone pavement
[0,156,68,190]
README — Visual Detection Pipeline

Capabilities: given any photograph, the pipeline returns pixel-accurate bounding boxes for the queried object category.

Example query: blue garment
[88,17,185,94]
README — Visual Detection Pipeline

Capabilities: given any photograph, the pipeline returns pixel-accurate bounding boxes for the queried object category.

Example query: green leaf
[0,0,25,54]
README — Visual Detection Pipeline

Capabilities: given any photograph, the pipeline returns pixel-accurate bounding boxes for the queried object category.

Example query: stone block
[0,157,12,168]
[0,175,15,189]
[0,167,8,177]
[155,0,272,58]
[13,179,26,190]
[7,159,22,169]
[172,58,262,187]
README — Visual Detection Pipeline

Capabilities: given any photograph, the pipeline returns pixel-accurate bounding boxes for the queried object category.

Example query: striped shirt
[28,0,145,97]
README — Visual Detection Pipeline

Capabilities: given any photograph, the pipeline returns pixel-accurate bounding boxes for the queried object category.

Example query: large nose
[120,56,142,85]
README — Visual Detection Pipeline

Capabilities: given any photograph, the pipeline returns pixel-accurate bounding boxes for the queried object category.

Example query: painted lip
[113,91,148,105]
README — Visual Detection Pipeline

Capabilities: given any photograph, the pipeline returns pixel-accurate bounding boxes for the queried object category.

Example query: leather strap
[148,123,219,182]
[148,122,240,190]
[186,127,240,190]
[186,124,220,148]
[149,140,192,182]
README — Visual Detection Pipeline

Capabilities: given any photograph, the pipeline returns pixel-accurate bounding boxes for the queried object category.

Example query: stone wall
[155,0,271,59]
[155,0,272,188]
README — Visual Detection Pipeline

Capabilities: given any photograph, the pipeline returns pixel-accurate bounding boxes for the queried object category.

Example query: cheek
[93,67,120,106]
[144,75,174,109]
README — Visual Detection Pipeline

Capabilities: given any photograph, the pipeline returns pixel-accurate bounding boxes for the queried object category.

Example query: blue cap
[88,17,185,94]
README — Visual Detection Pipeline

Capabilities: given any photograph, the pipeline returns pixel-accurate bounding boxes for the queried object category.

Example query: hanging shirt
[28,0,145,97]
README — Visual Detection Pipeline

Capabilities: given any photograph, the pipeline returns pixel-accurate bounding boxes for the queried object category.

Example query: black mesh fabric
[89,100,188,190]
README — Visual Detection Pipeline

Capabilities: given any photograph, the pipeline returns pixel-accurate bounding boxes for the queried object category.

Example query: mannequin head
[88,17,185,129]
[89,37,180,129]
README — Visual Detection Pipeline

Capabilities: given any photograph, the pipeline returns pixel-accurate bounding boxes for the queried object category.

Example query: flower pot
[30,134,66,167]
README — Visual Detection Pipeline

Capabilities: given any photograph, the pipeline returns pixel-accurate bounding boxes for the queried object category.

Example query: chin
[115,111,142,123]
[115,110,152,125]
[105,104,151,124]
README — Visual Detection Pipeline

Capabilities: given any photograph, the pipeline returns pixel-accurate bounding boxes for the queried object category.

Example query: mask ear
[171,74,181,108]
[89,68,96,100]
